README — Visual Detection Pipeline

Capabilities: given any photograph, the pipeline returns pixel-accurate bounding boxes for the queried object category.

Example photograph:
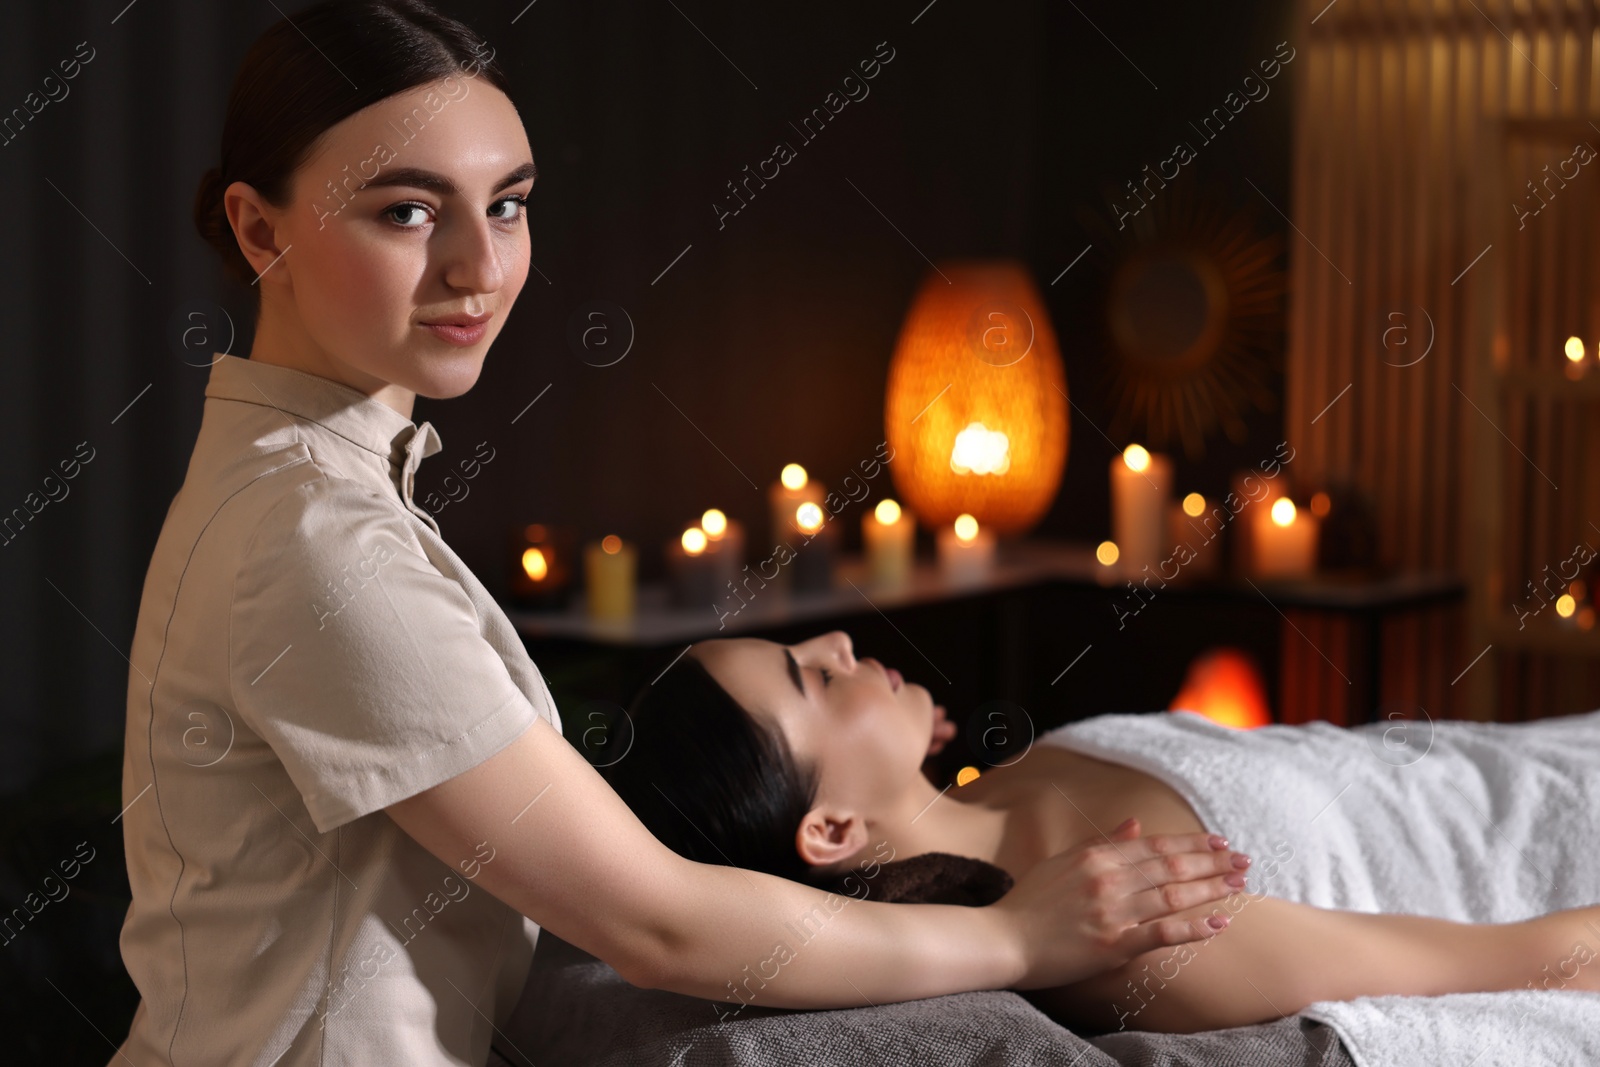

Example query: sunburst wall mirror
[1094,182,1285,458]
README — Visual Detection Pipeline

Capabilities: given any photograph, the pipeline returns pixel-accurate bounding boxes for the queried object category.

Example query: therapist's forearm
[631,857,1023,1009]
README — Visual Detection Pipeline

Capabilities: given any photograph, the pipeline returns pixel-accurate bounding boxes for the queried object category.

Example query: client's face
[691,631,937,829]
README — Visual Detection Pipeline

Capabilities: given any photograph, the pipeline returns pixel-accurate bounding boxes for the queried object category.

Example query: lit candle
[666,525,721,609]
[862,498,915,589]
[1110,444,1173,577]
[790,500,837,593]
[698,507,745,592]
[508,523,575,606]
[1251,497,1319,578]
[768,463,824,546]
[937,513,996,585]
[584,534,637,619]
[1167,492,1222,577]
[1565,335,1588,381]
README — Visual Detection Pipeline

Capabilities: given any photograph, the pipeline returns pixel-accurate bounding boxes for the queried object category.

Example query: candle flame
[1557,593,1577,618]
[1566,336,1586,363]
[701,509,727,538]
[1270,498,1297,527]
[950,421,1011,476]
[682,527,708,555]
[521,547,549,581]
[955,766,981,786]
[1182,492,1206,518]
[781,463,808,491]
[796,501,824,533]
[953,513,979,542]
[1123,444,1151,473]
[1096,540,1120,566]
[601,534,623,554]
[875,499,902,525]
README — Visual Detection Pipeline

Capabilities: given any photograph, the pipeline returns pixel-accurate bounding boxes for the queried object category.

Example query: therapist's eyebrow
[359,162,538,197]
[783,648,808,700]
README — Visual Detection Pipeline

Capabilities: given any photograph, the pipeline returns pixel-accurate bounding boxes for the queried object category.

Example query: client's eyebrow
[783,648,808,700]
[360,162,538,197]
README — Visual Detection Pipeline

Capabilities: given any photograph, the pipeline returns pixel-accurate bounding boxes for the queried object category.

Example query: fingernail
[1225,872,1247,887]
[1232,853,1251,869]
[1208,834,1229,850]
[1207,914,1229,930]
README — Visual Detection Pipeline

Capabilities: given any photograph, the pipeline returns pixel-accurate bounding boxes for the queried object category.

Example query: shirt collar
[204,354,443,531]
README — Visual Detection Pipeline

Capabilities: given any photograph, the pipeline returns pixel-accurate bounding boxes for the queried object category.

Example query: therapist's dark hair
[602,653,839,889]
[193,0,510,288]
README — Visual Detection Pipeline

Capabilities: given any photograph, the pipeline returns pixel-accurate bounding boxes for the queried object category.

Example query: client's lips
[887,666,903,692]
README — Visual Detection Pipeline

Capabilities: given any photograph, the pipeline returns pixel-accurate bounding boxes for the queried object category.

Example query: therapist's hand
[994,816,1246,990]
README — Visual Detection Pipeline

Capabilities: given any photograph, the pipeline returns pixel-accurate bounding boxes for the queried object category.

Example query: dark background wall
[0,0,1294,797]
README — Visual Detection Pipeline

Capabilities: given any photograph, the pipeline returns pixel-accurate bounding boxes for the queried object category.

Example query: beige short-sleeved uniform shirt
[116,354,561,1066]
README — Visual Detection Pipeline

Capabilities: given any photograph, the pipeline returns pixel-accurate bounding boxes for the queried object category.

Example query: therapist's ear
[794,806,869,871]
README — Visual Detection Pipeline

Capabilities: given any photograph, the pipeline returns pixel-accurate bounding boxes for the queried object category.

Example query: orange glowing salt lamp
[1167,647,1272,729]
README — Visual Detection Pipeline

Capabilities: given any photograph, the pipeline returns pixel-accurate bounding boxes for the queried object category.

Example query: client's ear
[794,806,869,870]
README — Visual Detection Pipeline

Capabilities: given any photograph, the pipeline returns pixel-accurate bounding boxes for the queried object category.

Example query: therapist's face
[230,76,534,402]
[691,632,940,828]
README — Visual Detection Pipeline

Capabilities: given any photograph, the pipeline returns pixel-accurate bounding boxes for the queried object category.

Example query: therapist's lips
[419,311,492,346]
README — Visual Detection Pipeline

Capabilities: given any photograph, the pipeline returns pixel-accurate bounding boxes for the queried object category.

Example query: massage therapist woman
[114,3,1248,1063]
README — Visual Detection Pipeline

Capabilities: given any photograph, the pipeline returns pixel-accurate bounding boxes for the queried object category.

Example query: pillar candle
[790,501,837,593]
[768,463,824,547]
[584,534,637,619]
[1111,444,1172,577]
[937,513,996,585]
[1251,497,1319,579]
[666,527,721,609]
[862,499,915,589]
[1167,493,1223,577]
[699,509,745,593]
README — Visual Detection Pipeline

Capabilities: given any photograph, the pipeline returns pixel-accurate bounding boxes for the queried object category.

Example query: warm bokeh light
[1182,492,1206,517]
[1566,336,1586,363]
[1571,580,1587,601]
[1096,540,1120,566]
[953,513,980,542]
[601,534,623,554]
[700,509,727,538]
[875,498,902,525]
[681,527,708,555]
[1169,648,1272,729]
[1579,607,1596,631]
[521,547,549,581]
[1556,593,1577,618]
[1122,444,1151,473]
[955,766,982,787]
[1310,491,1332,518]
[950,421,1012,476]
[796,502,824,533]
[1270,497,1297,527]
[781,463,808,491]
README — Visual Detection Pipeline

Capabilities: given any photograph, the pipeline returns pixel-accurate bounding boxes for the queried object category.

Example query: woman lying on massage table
[602,630,1600,1034]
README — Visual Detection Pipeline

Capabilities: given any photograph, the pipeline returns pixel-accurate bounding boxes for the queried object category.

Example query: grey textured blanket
[492,931,1352,1067]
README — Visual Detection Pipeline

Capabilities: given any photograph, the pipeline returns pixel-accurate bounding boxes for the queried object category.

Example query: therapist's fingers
[1117,911,1234,957]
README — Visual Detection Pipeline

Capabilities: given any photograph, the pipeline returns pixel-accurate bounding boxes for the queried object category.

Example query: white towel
[1040,709,1600,1067]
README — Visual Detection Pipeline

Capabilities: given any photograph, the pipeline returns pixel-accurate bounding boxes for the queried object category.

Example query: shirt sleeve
[229,472,537,833]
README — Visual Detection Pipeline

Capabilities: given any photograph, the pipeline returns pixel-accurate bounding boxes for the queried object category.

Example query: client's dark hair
[603,649,1017,908]
[195,0,509,289]
[602,653,835,889]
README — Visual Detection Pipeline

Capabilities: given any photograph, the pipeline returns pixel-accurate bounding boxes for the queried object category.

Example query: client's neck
[852,775,1034,883]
